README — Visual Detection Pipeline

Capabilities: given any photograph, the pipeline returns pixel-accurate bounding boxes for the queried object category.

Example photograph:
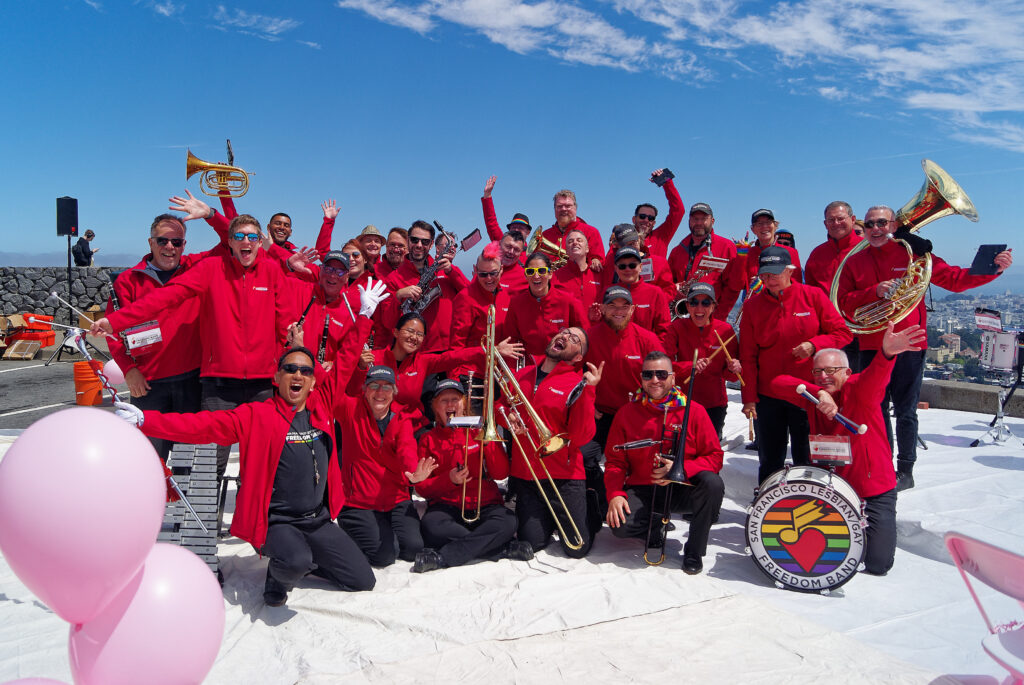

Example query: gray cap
[614,246,643,263]
[612,223,640,245]
[365,365,397,386]
[322,250,350,270]
[603,285,633,304]
[758,245,792,275]
[686,282,717,302]
[751,208,775,223]
[690,202,713,217]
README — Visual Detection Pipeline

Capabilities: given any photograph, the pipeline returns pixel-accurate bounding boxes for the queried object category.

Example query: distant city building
[927,346,956,364]
[940,334,961,355]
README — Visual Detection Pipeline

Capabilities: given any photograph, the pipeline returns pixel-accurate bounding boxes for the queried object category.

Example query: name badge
[123,321,163,355]
[641,258,655,282]
[809,434,852,466]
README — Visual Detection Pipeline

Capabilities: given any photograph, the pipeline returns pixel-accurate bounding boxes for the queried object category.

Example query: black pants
[610,471,725,559]
[200,377,274,478]
[421,502,517,567]
[337,500,423,567]
[705,405,727,441]
[579,411,615,514]
[863,488,898,575]
[510,476,592,558]
[859,349,926,465]
[260,510,375,592]
[134,369,201,462]
[756,394,810,485]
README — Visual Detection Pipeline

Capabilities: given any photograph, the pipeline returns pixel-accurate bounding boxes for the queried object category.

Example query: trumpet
[186,149,250,198]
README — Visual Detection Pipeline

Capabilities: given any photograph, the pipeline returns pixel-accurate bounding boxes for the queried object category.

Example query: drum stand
[970,374,1023,447]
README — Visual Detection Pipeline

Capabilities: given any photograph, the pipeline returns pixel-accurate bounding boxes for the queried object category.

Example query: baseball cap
[758,245,793,275]
[690,202,713,217]
[364,365,397,386]
[603,285,633,304]
[686,282,717,302]
[751,208,775,223]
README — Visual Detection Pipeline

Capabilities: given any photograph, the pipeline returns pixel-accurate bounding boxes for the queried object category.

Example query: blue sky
[4,0,1024,273]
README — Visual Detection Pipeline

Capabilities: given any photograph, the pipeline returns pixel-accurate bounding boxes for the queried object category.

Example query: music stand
[970,310,1023,448]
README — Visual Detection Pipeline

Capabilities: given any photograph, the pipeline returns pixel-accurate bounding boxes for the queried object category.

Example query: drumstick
[680,334,736,385]
[748,415,754,441]
[714,330,743,387]
[795,384,867,435]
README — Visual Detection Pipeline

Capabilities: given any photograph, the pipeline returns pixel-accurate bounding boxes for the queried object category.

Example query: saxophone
[401,224,458,315]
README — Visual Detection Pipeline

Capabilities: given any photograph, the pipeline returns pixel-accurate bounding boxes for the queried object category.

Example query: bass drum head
[746,467,865,593]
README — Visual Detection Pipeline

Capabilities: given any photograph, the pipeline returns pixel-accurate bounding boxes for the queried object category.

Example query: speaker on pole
[57,196,78,236]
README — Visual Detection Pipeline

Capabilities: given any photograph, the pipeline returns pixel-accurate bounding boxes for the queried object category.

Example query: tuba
[186,149,250,198]
[830,159,978,335]
[526,227,569,269]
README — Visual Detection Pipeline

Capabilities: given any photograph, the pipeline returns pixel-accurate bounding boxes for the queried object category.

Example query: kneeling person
[412,379,532,572]
[604,352,724,574]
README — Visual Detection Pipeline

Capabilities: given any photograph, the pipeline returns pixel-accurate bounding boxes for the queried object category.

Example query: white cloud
[297,40,322,50]
[83,0,102,10]
[213,5,301,41]
[336,0,435,34]
[818,86,848,101]
[150,1,183,17]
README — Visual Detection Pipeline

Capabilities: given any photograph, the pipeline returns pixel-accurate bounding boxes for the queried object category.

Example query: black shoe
[665,521,678,531]
[263,573,288,607]
[744,441,758,451]
[682,554,703,575]
[412,548,445,573]
[503,540,534,561]
[896,472,915,492]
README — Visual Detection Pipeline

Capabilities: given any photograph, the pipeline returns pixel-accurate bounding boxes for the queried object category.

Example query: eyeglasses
[863,219,891,229]
[616,262,640,270]
[409,236,432,245]
[280,363,315,376]
[477,270,500,278]
[688,298,714,307]
[154,237,185,247]
[641,369,671,381]
[524,266,549,276]
[811,366,847,376]
[636,213,656,221]
[231,232,261,243]
[556,328,581,345]
[398,328,425,339]
[367,382,395,392]
[322,265,347,277]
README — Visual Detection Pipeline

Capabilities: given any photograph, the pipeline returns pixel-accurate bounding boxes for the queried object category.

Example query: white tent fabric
[1,397,1021,684]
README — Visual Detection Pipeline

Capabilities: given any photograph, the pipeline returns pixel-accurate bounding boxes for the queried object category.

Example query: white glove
[114,401,144,427]
[358,277,390,317]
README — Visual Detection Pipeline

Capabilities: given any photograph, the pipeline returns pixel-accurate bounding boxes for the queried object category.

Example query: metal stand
[970,384,1022,447]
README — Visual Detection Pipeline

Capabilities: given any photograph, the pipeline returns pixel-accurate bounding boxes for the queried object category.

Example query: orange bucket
[73,360,106,406]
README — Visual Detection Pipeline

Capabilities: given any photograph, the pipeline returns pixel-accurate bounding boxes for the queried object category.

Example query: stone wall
[1,266,126,317]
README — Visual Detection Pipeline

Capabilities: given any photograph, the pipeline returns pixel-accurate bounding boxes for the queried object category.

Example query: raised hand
[405,456,438,484]
[168,190,211,221]
[288,246,319,276]
[358,277,390,317]
[583,361,604,386]
[483,175,496,198]
[881,322,927,358]
[321,199,339,220]
[496,337,525,360]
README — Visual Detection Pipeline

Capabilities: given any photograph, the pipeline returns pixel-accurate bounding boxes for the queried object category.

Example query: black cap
[690,202,713,217]
[322,250,350,270]
[758,245,792,275]
[507,213,532,232]
[614,246,643,263]
[751,208,775,223]
[431,378,465,399]
[364,365,397,386]
[603,285,633,304]
[612,223,640,245]
[686,282,717,302]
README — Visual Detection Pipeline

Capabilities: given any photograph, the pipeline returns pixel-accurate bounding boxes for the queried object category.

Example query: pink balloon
[68,544,225,685]
[0,407,165,625]
[101,359,124,386]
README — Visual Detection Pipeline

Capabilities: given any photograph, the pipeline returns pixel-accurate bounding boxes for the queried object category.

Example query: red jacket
[504,287,586,357]
[139,317,371,549]
[106,249,295,380]
[642,179,685,260]
[450,279,511,351]
[769,353,897,498]
[604,396,722,500]
[336,396,419,510]
[414,425,509,509]
[600,251,676,302]
[385,257,469,353]
[482,196,529,287]
[501,359,596,481]
[215,214,335,259]
[663,317,738,409]
[584,321,665,414]
[667,232,743,319]
[618,280,671,341]
[542,218,604,265]
[739,282,852,405]
[743,242,803,289]
[804,232,863,294]
[348,346,482,415]
[837,239,999,351]
[552,262,602,312]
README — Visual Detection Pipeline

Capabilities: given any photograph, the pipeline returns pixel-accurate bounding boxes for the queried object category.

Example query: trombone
[458,370,486,524]
[477,306,583,550]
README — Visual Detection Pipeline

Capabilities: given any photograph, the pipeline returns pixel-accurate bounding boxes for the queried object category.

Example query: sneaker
[263,573,288,607]
[412,548,445,573]
[503,540,534,561]
[896,472,915,492]
[682,554,703,575]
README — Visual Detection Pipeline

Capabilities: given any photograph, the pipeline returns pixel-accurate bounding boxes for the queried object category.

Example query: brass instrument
[526,227,569,269]
[186,149,250,199]
[830,159,978,334]
[670,255,730,320]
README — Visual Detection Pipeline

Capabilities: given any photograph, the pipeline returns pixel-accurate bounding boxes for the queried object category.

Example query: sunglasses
[863,219,891,229]
[641,369,671,381]
[409,236,432,245]
[775,238,793,247]
[616,262,640,270]
[477,270,500,278]
[688,298,714,307]
[232,232,261,243]
[636,213,656,221]
[812,366,847,376]
[280,363,315,376]
[153,237,185,247]
[323,265,348,277]
[524,266,549,276]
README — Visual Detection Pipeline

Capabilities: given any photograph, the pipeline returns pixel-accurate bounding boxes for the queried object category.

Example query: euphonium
[526,227,569,270]
[186,149,250,199]
[829,159,978,335]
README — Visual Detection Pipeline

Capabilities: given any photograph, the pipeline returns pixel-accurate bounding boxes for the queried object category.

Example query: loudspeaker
[57,196,78,236]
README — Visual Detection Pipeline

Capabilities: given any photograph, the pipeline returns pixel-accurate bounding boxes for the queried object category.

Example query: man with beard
[543,189,605,269]
[604,351,724,574]
[503,327,603,558]
[633,167,685,260]
[667,202,743,321]
[552,228,603,313]
[376,228,409,280]
[481,175,530,293]
[411,378,533,572]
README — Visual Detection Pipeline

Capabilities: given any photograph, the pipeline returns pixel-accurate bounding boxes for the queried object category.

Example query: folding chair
[945,531,1024,685]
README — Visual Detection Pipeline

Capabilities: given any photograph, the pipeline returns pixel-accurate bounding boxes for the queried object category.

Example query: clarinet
[318,314,330,364]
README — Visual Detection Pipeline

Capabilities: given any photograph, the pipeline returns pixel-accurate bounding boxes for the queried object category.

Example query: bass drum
[746,466,866,594]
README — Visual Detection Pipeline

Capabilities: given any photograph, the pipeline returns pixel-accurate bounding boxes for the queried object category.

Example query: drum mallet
[714,330,743,387]
[795,384,867,435]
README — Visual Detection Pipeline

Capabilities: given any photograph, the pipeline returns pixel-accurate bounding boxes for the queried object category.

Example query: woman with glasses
[504,253,587,357]
[663,282,741,439]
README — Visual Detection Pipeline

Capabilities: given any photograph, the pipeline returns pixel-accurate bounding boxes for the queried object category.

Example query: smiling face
[229,222,261,268]
[602,298,634,331]
[364,380,396,419]
[148,220,186,272]
[318,258,347,301]
[361,235,383,260]
[499,234,524,266]
[615,256,641,285]
[554,194,577,229]
[689,211,714,243]
[632,204,657,238]
[824,205,857,242]
[431,389,465,427]
[274,350,316,410]
[386,232,408,268]
[475,257,502,291]
[685,293,716,325]
[525,256,551,296]
[565,230,588,261]
[544,326,585,364]
[752,216,777,247]
[393,317,426,357]
[863,207,896,248]
[267,214,292,246]
[408,227,433,262]
[342,244,366,280]
[641,357,674,402]
[811,351,851,393]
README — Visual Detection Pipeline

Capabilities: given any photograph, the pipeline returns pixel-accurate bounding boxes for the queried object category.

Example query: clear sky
[4,0,1023,271]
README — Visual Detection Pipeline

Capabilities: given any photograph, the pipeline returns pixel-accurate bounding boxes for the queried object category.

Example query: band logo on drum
[746,467,866,594]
